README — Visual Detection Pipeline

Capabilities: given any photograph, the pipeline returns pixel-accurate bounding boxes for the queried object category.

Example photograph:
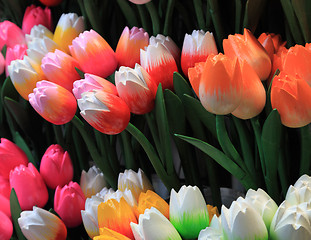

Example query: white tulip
[130,207,182,240]
[198,215,224,240]
[27,37,59,64]
[104,188,137,207]
[25,24,53,43]
[285,185,311,206]
[293,174,311,189]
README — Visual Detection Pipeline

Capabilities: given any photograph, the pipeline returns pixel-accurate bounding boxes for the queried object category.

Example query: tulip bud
[25,24,53,43]
[131,207,182,240]
[0,52,4,75]
[103,188,137,208]
[0,211,13,240]
[95,228,131,240]
[0,176,10,199]
[29,80,77,125]
[39,0,63,6]
[69,30,117,78]
[18,206,67,240]
[116,26,149,68]
[115,63,157,114]
[5,44,28,77]
[293,174,311,189]
[39,144,74,189]
[0,21,26,49]
[80,166,108,198]
[10,163,48,210]
[198,215,224,240]
[73,73,118,100]
[77,90,130,135]
[53,13,85,53]
[0,138,28,179]
[118,168,153,201]
[181,30,218,77]
[54,181,86,228]
[22,5,52,34]
[128,0,151,4]
[0,194,11,218]
[285,184,311,206]
[170,185,209,239]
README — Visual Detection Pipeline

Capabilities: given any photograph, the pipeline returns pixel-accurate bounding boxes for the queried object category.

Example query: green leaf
[173,72,194,99]
[10,189,26,240]
[1,76,19,102]
[292,0,311,43]
[243,0,267,32]
[75,67,85,79]
[235,0,242,33]
[116,0,139,27]
[299,125,311,175]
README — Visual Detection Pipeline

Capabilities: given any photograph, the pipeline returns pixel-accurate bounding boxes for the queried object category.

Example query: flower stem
[299,125,311,175]
[193,0,206,30]
[145,2,161,35]
[163,0,175,36]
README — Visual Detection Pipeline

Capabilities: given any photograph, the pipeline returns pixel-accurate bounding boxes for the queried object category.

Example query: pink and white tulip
[5,44,27,77]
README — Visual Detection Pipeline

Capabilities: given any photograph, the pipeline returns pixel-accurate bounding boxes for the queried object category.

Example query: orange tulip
[271,71,311,128]
[258,33,286,59]
[207,204,219,224]
[135,190,169,219]
[223,28,271,81]
[282,44,311,87]
[189,53,242,115]
[94,228,131,240]
[188,61,205,97]
[232,61,266,119]
[98,198,137,239]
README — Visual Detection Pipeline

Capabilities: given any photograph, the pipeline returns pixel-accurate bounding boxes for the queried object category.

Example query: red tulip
[0,176,10,199]
[69,30,117,78]
[271,71,311,128]
[22,5,52,34]
[0,211,13,240]
[115,64,157,114]
[40,144,74,189]
[39,0,63,6]
[5,44,27,77]
[116,26,149,68]
[54,181,86,228]
[10,163,48,210]
[77,90,131,135]
[0,21,26,49]
[223,28,271,81]
[0,138,28,180]
[0,194,11,218]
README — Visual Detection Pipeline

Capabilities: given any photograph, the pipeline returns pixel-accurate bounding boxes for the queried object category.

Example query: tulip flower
[241,188,278,230]
[10,163,48,210]
[293,174,311,189]
[98,198,137,239]
[282,44,311,87]
[0,194,11,218]
[0,138,29,179]
[5,44,28,77]
[150,34,181,66]
[8,57,43,100]
[81,195,104,238]
[271,71,311,128]
[232,60,266,119]
[258,33,275,60]
[223,28,271,81]
[77,90,130,135]
[0,52,4,75]
[0,176,10,199]
[0,21,26,49]
[39,0,63,6]
[118,168,153,201]
[128,0,151,4]
[80,166,108,198]
[54,181,86,228]
[53,13,85,53]
[189,53,242,115]
[181,30,218,77]
[103,188,137,208]
[41,49,81,91]
[18,206,67,240]
[29,80,77,125]
[207,205,220,224]
[69,29,117,77]
[115,64,157,114]
[115,26,149,68]
[131,207,182,240]
[170,185,209,239]
[39,144,74,189]
[73,73,118,100]
[25,24,53,43]
[221,200,268,240]
[270,201,311,240]
[140,42,178,90]
[198,215,224,240]
[94,228,131,240]
[285,185,311,206]
[136,190,169,219]
[22,5,52,34]
[0,211,13,240]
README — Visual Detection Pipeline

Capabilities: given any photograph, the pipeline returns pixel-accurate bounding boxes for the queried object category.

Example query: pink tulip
[0,21,26,49]
[140,43,178,90]
[0,211,13,240]
[0,52,4,75]
[5,44,27,77]
[22,5,52,34]
[69,30,117,78]
[73,73,118,100]
[0,194,11,218]
[115,26,149,68]
[128,0,151,4]
[115,64,157,114]
[0,176,10,199]
[77,90,131,135]
[40,144,74,189]
[41,49,81,91]
[0,138,28,180]
[9,163,48,210]
[28,80,77,125]
[54,181,86,228]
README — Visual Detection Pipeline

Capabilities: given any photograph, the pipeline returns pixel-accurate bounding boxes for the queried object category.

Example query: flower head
[5,44,27,77]
[22,5,52,34]
[0,211,13,240]
[0,21,26,49]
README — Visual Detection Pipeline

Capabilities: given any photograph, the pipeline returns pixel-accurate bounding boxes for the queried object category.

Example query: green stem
[299,125,311,175]
[53,125,64,147]
[163,0,175,36]
[193,0,206,30]
[116,0,139,27]
[126,123,181,191]
[145,2,161,35]
[137,5,151,32]
[120,131,137,170]
[71,116,117,189]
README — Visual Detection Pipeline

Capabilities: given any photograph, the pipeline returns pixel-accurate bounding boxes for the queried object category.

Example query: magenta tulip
[0,21,26,49]
[0,211,13,240]
[22,5,52,34]
[5,44,27,77]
